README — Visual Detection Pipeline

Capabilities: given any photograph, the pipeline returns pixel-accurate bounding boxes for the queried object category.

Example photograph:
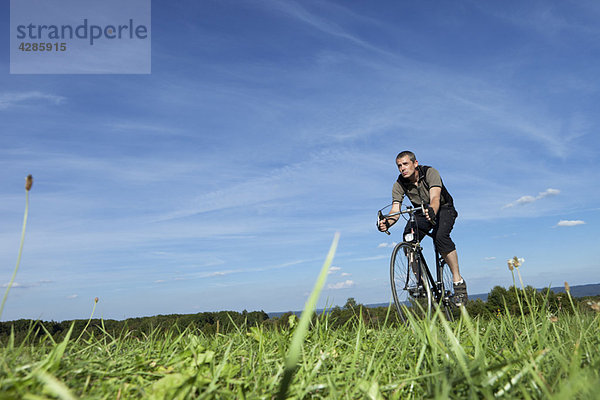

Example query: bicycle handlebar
[381,205,426,219]
[378,204,437,235]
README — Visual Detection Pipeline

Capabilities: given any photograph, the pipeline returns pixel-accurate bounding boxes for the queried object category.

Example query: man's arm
[425,186,441,222]
[378,201,401,232]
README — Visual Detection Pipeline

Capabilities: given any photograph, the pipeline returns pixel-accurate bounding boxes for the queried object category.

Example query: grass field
[1,294,598,399]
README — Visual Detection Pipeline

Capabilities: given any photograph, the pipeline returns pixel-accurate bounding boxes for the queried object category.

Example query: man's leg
[435,206,467,304]
[441,249,462,283]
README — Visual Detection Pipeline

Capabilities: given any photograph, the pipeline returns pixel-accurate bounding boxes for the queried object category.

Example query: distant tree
[344,298,357,310]
[486,286,510,314]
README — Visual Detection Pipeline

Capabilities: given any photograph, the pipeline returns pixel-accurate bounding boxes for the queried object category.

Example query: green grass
[0,301,598,399]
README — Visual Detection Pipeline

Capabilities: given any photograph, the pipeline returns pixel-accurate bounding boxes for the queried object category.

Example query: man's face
[396,155,418,179]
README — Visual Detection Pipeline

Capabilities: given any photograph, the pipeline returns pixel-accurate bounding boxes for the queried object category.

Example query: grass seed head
[25,175,33,191]
[564,282,570,292]
[507,259,514,271]
[95,297,99,303]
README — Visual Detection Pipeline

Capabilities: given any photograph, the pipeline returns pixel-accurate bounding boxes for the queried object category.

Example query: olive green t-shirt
[392,166,444,206]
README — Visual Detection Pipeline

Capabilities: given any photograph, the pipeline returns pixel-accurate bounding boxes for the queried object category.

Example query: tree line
[1,286,598,344]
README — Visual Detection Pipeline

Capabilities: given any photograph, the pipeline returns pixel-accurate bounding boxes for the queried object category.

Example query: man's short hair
[396,151,416,162]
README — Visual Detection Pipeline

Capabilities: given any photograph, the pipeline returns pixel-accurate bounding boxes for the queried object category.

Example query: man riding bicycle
[378,151,468,305]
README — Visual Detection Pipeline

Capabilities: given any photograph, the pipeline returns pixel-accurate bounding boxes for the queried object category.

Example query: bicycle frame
[381,204,454,318]
[403,210,446,302]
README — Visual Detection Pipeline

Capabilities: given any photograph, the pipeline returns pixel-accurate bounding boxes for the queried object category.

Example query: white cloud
[484,257,496,261]
[377,242,397,248]
[354,255,388,262]
[1,282,24,288]
[208,271,229,277]
[540,188,560,197]
[263,0,390,57]
[503,188,560,208]
[515,195,536,205]
[0,91,65,110]
[341,272,351,277]
[154,279,166,283]
[1,280,52,289]
[328,280,355,289]
[67,294,78,299]
[556,220,585,227]
[328,266,341,274]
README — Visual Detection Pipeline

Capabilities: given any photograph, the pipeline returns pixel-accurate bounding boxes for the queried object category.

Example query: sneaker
[453,280,468,306]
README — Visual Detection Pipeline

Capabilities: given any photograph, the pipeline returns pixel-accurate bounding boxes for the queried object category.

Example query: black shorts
[402,205,458,254]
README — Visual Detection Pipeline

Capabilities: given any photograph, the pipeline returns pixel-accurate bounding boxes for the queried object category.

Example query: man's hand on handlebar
[424,206,435,222]
[424,205,437,226]
[377,202,401,234]
[378,218,390,232]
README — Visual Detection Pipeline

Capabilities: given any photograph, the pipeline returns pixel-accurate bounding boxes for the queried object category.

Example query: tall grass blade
[276,232,339,400]
[32,371,77,400]
[0,176,32,319]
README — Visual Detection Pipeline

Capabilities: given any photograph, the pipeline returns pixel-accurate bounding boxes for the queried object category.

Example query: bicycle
[378,204,457,323]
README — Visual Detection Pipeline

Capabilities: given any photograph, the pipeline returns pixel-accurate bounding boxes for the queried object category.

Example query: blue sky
[1,0,599,321]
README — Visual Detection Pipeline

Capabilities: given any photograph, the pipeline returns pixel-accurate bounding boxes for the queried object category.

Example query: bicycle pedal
[408,286,426,298]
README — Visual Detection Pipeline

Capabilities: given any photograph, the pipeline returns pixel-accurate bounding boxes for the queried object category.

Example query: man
[378,151,468,305]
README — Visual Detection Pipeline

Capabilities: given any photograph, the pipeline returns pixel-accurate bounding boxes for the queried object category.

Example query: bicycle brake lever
[378,210,391,235]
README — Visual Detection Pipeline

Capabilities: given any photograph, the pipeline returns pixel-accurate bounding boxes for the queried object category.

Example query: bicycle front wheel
[390,243,432,323]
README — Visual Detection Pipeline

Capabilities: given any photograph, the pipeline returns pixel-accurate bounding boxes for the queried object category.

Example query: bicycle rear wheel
[390,243,432,323]
[439,259,457,321]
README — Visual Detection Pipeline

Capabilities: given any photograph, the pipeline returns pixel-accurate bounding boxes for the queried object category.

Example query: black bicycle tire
[418,252,434,317]
[390,243,432,323]
[439,259,457,321]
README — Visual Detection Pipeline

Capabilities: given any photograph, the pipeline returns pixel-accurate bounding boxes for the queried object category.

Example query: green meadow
[0,296,599,399]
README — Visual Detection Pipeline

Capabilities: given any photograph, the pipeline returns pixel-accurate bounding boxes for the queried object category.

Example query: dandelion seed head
[512,256,522,268]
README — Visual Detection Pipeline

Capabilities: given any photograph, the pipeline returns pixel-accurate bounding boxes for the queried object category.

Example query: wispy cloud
[556,220,585,227]
[340,272,351,277]
[484,257,497,261]
[1,280,53,289]
[471,2,600,38]
[67,294,78,299]
[328,280,354,289]
[0,91,65,110]
[1,282,24,288]
[378,242,397,248]
[207,271,230,277]
[353,255,388,262]
[263,0,394,58]
[149,259,317,286]
[328,266,341,274]
[503,188,560,208]
[106,121,187,137]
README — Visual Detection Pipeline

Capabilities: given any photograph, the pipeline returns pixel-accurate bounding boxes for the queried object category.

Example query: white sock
[453,279,464,285]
